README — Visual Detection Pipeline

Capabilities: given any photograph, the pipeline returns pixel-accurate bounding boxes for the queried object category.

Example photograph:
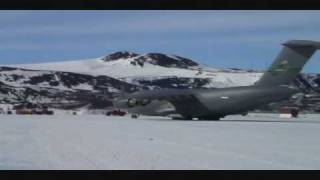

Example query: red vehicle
[279,107,299,118]
[106,109,127,116]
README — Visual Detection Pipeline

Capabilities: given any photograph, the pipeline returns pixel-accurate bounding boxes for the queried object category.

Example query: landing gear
[131,114,140,119]
[172,115,221,121]
[171,115,193,120]
[241,112,248,116]
[198,116,220,121]
[184,115,193,120]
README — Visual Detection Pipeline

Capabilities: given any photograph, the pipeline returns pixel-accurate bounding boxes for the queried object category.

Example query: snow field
[1,113,320,169]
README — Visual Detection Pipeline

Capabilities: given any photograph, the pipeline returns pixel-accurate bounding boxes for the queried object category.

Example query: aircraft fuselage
[115,85,299,119]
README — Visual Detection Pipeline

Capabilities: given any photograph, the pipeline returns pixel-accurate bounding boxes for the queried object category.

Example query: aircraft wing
[127,89,195,101]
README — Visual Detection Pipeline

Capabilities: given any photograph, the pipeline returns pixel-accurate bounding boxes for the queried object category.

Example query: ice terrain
[1,113,320,170]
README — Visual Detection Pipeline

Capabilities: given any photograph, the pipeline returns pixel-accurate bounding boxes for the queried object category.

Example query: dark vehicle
[44,110,54,115]
[42,106,54,115]
[106,109,127,116]
[30,106,54,115]
[32,108,44,115]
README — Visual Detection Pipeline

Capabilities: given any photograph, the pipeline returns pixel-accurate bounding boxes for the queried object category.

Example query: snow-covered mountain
[0,66,139,109]
[1,51,320,111]
[8,51,262,88]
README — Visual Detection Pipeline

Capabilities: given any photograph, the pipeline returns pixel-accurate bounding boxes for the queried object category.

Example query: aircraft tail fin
[255,40,320,86]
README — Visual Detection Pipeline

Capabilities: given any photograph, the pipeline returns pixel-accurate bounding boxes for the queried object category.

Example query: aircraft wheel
[184,116,193,120]
[172,117,184,120]
[241,112,248,116]
[172,116,193,120]
[131,114,139,119]
[199,116,220,121]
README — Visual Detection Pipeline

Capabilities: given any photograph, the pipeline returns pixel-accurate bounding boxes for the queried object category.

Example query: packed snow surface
[1,113,320,170]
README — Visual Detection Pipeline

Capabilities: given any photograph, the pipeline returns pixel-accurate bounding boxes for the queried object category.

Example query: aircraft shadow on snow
[142,117,320,124]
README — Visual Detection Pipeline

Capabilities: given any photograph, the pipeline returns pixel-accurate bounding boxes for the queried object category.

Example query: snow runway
[1,113,320,170]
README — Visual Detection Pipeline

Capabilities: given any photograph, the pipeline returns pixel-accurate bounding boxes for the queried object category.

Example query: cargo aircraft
[114,40,320,120]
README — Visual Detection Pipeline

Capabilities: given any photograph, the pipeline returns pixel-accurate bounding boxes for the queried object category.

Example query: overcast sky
[1,10,320,73]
